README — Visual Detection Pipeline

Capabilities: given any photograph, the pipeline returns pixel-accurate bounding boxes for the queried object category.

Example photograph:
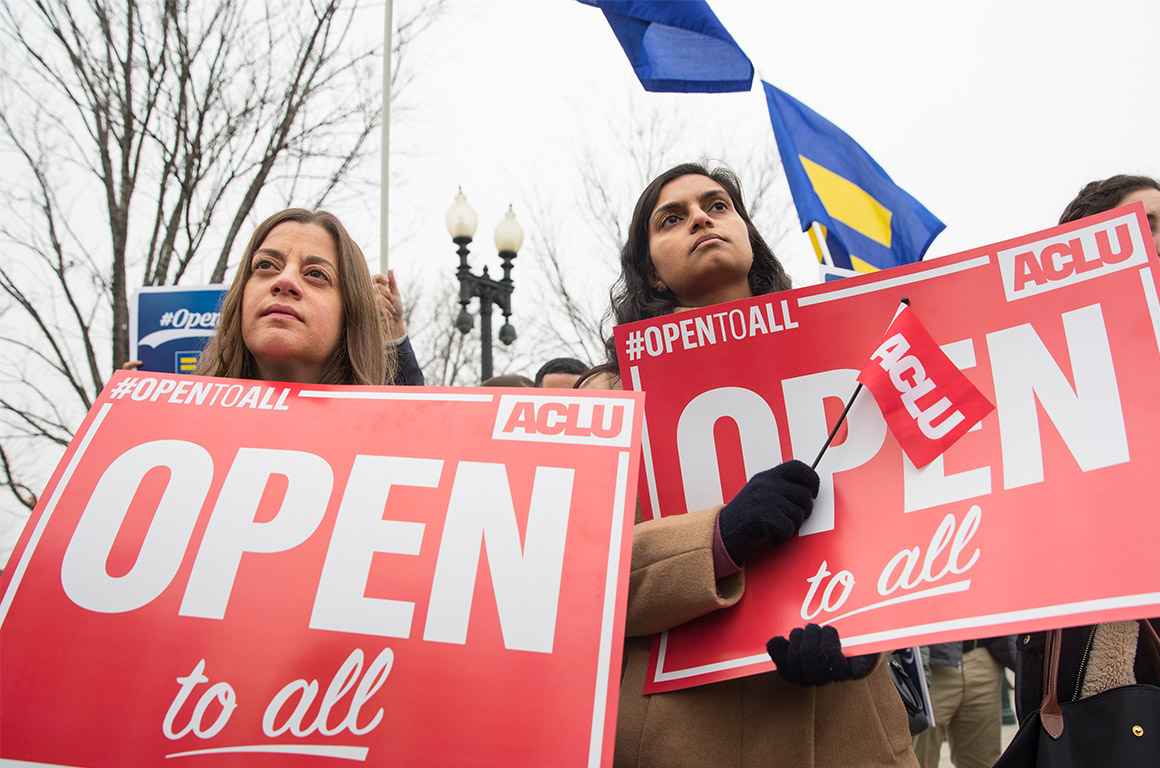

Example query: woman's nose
[270,270,302,298]
[689,205,713,230]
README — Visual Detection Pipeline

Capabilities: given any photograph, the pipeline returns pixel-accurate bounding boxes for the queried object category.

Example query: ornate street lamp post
[445,188,524,382]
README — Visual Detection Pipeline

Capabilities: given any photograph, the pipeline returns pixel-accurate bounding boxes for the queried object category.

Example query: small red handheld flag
[857,302,994,468]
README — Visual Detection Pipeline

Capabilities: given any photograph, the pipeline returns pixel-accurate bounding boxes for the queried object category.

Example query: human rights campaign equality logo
[130,286,226,374]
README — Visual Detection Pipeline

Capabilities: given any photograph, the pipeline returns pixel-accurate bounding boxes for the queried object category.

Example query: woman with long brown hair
[583,163,916,768]
[196,208,396,386]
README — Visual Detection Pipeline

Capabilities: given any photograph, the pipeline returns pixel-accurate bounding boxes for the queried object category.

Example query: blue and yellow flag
[763,81,944,273]
[577,1,752,93]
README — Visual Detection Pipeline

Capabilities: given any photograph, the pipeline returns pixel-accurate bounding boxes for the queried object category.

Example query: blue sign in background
[130,286,227,373]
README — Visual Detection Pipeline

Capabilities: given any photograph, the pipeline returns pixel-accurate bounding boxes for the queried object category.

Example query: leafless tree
[408,281,478,386]
[0,0,447,515]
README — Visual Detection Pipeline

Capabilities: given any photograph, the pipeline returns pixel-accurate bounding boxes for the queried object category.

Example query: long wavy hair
[197,208,395,385]
[597,162,791,374]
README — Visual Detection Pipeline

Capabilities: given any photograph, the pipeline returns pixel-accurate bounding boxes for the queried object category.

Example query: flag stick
[811,383,863,470]
[811,297,909,470]
[809,222,833,266]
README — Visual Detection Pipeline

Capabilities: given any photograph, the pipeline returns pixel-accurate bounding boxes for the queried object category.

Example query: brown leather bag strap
[1039,629,1064,739]
[1036,621,1160,741]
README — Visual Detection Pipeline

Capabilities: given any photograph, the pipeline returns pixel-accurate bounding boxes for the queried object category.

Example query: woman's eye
[662,214,680,227]
[712,200,728,212]
[254,259,276,271]
[306,268,330,282]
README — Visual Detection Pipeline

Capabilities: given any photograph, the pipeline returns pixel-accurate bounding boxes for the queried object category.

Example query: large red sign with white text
[615,204,1160,693]
[0,376,642,766]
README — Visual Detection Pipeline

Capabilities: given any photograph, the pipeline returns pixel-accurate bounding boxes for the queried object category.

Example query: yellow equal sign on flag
[176,352,200,373]
[800,155,893,249]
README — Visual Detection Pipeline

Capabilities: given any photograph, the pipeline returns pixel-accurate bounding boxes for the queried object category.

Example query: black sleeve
[389,337,425,386]
[1134,618,1160,686]
[985,635,1018,672]
[1015,625,1096,722]
[1015,631,1044,722]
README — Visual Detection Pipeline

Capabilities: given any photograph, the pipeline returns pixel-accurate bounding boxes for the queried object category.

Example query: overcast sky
[3,0,1157,563]
[369,0,1159,296]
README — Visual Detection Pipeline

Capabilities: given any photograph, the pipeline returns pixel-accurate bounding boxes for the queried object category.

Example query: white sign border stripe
[298,390,494,402]
[587,450,632,768]
[797,255,992,306]
[652,591,1160,683]
[0,403,112,630]
[1139,266,1160,355]
[839,591,1160,647]
[627,366,662,521]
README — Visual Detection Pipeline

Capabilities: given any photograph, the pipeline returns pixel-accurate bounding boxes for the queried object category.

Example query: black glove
[718,459,819,565]
[767,623,879,686]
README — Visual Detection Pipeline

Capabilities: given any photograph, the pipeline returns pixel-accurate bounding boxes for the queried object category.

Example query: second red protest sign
[0,376,642,766]
[616,203,1160,693]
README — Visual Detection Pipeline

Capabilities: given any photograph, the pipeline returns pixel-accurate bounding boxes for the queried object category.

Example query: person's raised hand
[373,270,407,340]
[718,459,819,565]
[766,624,878,686]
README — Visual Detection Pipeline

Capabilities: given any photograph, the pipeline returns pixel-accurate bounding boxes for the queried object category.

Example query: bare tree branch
[0,0,449,529]
[0,443,37,511]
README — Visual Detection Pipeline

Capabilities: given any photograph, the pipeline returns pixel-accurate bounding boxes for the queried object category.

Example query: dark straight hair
[596,162,791,375]
[1059,174,1160,223]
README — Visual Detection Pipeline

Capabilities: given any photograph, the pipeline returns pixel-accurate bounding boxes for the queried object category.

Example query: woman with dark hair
[583,164,916,768]
[596,162,792,369]
[1057,174,1160,252]
[1014,173,1160,721]
[197,208,395,385]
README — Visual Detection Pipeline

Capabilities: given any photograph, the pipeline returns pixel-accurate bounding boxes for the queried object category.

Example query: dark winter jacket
[1015,619,1160,722]
[389,337,424,386]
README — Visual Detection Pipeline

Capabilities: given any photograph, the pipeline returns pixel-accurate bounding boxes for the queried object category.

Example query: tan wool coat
[587,373,918,768]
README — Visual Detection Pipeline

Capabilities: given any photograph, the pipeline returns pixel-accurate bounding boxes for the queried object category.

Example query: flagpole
[380,0,393,273]
[811,383,862,470]
[809,221,833,267]
[811,298,910,470]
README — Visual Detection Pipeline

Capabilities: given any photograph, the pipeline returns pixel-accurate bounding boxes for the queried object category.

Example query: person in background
[912,637,1017,768]
[533,357,588,388]
[1015,174,1160,720]
[581,162,916,768]
[480,373,534,387]
[195,208,391,385]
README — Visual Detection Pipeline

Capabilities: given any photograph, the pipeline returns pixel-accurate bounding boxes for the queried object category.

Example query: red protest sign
[0,375,642,766]
[614,203,1160,693]
[857,302,994,468]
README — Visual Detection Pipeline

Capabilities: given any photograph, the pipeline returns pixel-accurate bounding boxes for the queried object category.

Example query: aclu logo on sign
[997,211,1146,301]
[492,395,634,447]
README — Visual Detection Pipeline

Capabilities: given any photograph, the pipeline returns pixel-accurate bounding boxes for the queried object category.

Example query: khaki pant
[912,648,1002,768]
